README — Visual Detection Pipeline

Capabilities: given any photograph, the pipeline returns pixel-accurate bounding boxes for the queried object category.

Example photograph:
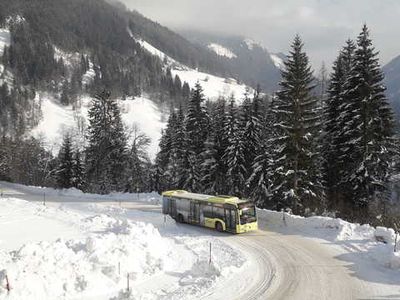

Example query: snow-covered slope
[0,28,12,86]
[270,53,285,70]
[134,35,250,101]
[207,43,237,59]
[0,28,10,56]
[31,94,165,160]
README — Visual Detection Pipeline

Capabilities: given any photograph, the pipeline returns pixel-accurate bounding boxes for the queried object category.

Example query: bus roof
[162,190,249,206]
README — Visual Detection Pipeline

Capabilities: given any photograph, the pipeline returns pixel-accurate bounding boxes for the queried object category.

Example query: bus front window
[239,205,256,224]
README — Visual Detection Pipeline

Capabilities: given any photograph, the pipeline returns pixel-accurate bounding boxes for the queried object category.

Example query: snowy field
[0,181,399,300]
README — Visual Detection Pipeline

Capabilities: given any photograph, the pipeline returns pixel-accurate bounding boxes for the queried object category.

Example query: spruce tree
[85,90,128,193]
[223,97,247,196]
[169,105,186,188]
[182,83,209,191]
[155,110,177,190]
[72,150,84,190]
[56,134,74,189]
[200,98,228,194]
[269,35,323,215]
[240,88,264,196]
[323,40,356,211]
[339,25,396,220]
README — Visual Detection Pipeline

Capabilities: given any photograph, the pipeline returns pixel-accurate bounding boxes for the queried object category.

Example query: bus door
[190,201,200,224]
[224,208,237,231]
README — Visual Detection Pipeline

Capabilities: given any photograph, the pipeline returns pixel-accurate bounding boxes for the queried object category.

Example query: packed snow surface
[258,209,400,271]
[207,43,237,59]
[31,94,165,160]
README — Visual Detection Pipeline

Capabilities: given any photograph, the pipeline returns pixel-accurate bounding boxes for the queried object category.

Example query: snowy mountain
[383,55,400,124]
[180,31,282,93]
[0,0,253,159]
[208,43,237,59]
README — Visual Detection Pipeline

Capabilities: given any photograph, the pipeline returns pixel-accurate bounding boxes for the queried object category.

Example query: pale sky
[120,0,400,70]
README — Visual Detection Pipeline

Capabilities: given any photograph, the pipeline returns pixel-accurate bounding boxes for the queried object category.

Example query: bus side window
[213,206,224,219]
[203,204,213,218]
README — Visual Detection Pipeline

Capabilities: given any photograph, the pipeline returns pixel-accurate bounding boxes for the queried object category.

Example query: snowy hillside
[270,54,285,70]
[134,35,250,101]
[0,28,10,56]
[207,43,237,59]
[31,94,166,160]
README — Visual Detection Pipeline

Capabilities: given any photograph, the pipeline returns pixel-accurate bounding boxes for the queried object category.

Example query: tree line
[156,25,399,225]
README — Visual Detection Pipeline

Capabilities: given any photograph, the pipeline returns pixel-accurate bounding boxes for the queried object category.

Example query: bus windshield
[239,204,256,224]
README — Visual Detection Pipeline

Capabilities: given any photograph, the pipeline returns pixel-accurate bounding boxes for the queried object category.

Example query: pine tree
[200,99,228,194]
[56,134,74,189]
[182,82,209,191]
[223,97,246,196]
[338,25,396,221]
[248,96,276,207]
[85,90,128,193]
[323,40,356,211]
[155,109,177,190]
[169,105,186,188]
[240,87,264,195]
[269,35,323,215]
[72,150,84,190]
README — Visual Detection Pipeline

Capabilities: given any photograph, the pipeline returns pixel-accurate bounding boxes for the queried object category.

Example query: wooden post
[5,275,10,292]
[209,242,212,265]
[395,232,398,253]
[118,262,120,275]
[127,273,130,292]
[43,193,46,206]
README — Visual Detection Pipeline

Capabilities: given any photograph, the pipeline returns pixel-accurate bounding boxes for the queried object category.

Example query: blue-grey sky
[121,0,400,70]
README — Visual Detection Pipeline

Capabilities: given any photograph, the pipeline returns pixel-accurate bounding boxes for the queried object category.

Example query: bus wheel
[176,214,184,223]
[215,222,223,232]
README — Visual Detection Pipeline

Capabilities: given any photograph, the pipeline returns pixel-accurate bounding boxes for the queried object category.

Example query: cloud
[121,0,400,69]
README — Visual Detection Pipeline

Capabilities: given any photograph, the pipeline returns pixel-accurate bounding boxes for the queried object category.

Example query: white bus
[162,190,258,233]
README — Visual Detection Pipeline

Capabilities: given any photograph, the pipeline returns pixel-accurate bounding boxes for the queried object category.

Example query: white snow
[0,183,245,300]
[207,43,237,59]
[270,54,285,70]
[243,38,259,50]
[258,209,400,271]
[130,31,250,101]
[31,94,165,160]
[0,28,10,56]
[171,68,249,101]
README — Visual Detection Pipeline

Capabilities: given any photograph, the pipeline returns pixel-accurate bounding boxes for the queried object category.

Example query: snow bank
[0,214,169,299]
[0,181,162,205]
[258,209,400,270]
[0,187,246,299]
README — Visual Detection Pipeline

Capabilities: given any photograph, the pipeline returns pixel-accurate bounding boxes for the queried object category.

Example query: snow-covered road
[0,182,399,299]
